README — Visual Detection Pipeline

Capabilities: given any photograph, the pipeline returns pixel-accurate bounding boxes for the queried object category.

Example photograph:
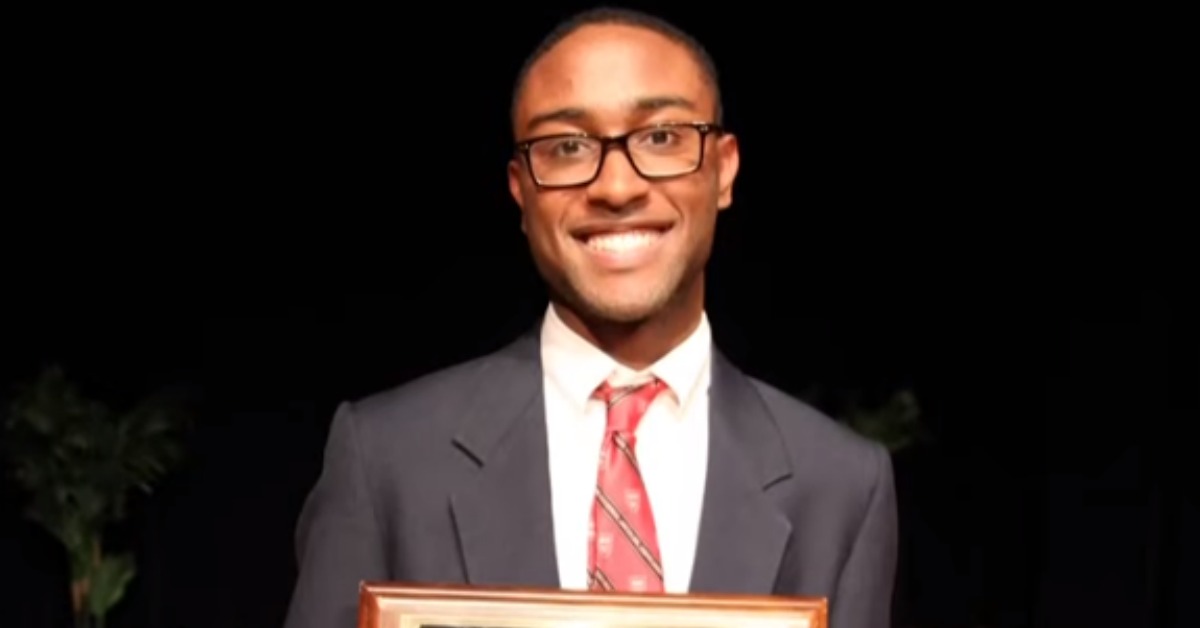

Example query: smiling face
[508,23,739,327]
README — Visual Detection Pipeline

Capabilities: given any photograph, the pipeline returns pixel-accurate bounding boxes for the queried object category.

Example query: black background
[2,2,1193,626]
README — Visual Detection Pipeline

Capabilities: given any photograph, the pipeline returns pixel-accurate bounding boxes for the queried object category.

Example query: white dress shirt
[539,303,711,593]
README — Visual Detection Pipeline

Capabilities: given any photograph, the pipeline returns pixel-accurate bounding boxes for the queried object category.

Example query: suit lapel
[449,331,560,588]
[445,330,793,593]
[689,350,794,594]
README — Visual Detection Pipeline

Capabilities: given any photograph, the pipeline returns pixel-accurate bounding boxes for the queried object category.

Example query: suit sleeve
[284,402,388,628]
[831,442,899,628]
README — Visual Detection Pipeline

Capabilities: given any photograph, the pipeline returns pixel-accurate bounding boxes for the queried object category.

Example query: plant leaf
[87,553,136,618]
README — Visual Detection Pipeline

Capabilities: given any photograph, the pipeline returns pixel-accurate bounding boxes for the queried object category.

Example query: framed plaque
[358,582,826,628]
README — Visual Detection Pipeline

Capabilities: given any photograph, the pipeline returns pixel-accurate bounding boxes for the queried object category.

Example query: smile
[583,229,663,253]
[574,226,671,270]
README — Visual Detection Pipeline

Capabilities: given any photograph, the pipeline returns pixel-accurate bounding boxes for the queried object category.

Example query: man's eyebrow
[634,95,697,113]
[525,107,587,134]
[522,96,699,135]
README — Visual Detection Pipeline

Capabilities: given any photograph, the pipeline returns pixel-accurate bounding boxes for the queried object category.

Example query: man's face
[508,24,739,324]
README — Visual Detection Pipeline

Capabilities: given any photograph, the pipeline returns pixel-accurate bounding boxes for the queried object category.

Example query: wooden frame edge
[359,581,827,628]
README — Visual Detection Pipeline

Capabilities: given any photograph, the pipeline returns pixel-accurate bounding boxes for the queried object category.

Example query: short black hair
[510,6,724,135]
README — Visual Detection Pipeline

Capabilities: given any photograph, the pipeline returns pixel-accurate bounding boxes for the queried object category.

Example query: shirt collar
[539,303,712,412]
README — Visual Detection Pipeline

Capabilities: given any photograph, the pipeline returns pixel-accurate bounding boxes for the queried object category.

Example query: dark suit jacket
[284,329,897,628]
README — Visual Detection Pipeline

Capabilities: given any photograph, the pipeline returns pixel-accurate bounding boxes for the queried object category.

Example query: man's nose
[586,147,651,209]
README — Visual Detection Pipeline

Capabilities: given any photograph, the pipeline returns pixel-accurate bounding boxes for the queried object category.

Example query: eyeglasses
[515,121,722,188]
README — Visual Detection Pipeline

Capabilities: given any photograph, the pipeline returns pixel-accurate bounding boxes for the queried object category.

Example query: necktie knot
[593,378,667,434]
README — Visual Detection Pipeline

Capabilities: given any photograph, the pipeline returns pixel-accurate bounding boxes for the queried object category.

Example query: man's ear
[508,158,525,208]
[507,157,528,233]
[715,133,740,210]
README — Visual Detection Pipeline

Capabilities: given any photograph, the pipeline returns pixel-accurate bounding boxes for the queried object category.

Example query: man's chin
[548,266,688,326]
[569,289,673,326]
[582,304,656,325]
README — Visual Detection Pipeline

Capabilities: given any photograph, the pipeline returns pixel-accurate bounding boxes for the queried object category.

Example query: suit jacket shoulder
[731,375,897,628]
[285,336,548,628]
[748,376,888,491]
[342,332,540,451]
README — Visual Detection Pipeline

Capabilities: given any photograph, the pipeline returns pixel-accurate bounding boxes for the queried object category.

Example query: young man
[285,8,896,628]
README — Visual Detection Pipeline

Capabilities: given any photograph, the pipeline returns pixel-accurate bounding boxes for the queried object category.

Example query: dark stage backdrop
[2,3,1193,627]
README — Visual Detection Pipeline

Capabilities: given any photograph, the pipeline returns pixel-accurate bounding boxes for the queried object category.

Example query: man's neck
[552,292,704,372]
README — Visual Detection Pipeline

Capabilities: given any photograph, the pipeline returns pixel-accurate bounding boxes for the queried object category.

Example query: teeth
[585,230,660,253]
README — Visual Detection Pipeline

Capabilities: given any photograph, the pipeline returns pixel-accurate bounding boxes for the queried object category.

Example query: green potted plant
[840,387,926,452]
[803,385,928,453]
[2,365,189,628]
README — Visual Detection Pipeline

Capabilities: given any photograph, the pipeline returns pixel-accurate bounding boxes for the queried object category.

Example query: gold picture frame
[358,582,826,628]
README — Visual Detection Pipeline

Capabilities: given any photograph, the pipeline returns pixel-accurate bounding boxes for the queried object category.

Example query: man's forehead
[530,24,698,83]
[517,24,710,128]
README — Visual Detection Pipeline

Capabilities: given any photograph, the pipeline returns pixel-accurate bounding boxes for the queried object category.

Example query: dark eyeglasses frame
[514,121,723,188]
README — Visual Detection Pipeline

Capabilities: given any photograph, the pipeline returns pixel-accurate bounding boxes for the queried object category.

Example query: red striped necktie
[588,378,668,593]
